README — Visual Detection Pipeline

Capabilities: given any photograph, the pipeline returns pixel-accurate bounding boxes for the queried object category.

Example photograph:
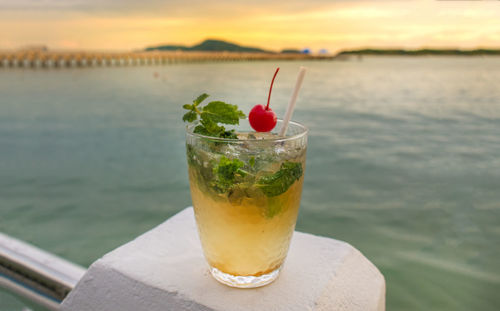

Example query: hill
[281,48,302,54]
[145,39,271,53]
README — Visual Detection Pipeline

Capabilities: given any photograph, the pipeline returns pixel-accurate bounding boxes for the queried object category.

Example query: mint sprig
[183,94,246,138]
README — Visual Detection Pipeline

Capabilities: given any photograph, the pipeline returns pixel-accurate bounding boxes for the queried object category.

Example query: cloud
[0,0,498,51]
[0,0,376,16]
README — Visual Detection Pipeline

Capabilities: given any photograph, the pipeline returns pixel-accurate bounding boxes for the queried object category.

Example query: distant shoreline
[337,48,500,56]
[1,48,499,69]
[144,39,500,57]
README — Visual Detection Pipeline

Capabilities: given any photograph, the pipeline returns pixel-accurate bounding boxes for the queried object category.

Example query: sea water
[1,57,499,310]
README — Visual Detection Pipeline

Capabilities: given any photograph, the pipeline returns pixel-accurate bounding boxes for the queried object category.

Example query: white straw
[279,66,307,136]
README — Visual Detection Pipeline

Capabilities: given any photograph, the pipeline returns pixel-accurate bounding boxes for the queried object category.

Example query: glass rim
[186,119,308,143]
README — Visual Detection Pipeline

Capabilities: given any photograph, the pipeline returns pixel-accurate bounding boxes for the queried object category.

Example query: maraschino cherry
[249,68,279,132]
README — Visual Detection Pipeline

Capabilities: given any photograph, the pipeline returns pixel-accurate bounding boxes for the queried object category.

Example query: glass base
[209,266,281,288]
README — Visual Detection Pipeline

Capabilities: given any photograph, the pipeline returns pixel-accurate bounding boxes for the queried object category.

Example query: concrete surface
[61,207,385,311]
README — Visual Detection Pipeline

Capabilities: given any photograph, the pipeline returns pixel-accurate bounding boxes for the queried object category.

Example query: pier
[0,50,335,69]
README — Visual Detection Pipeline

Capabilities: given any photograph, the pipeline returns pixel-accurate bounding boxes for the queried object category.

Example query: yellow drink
[189,160,304,277]
[186,120,307,287]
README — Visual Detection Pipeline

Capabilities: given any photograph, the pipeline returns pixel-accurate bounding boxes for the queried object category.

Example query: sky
[1,0,499,52]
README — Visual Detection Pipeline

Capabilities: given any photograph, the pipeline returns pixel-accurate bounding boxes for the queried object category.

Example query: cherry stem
[266,67,280,110]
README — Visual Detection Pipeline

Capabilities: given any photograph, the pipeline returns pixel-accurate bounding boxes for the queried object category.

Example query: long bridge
[0,50,336,69]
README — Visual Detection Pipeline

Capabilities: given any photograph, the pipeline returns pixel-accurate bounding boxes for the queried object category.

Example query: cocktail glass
[186,119,307,288]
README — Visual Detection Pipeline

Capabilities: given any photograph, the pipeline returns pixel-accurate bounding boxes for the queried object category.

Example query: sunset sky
[1,0,499,52]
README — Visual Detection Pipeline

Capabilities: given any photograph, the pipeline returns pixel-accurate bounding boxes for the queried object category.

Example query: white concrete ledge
[61,207,385,311]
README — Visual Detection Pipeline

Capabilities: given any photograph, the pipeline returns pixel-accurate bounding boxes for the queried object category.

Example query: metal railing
[0,233,86,310]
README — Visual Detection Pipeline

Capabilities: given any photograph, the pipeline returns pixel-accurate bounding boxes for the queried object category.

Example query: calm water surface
[1,57,499,310]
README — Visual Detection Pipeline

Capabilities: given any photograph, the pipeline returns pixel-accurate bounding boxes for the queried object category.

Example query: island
[145,39,272,53]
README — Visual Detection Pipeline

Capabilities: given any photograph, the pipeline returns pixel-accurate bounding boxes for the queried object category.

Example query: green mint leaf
[265,197,283,218]
[201,119,226,135]
[236,168,248,177]
[256,162,303,197]
[216,156,245,182]
[201,101,246,125]
[219,129,238,139]
[193,93,209,106]
[193,125,211,135]
[193,123,237,139]
[183,111,198,122]
[184,94,245,138]
[211,156,245,193]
